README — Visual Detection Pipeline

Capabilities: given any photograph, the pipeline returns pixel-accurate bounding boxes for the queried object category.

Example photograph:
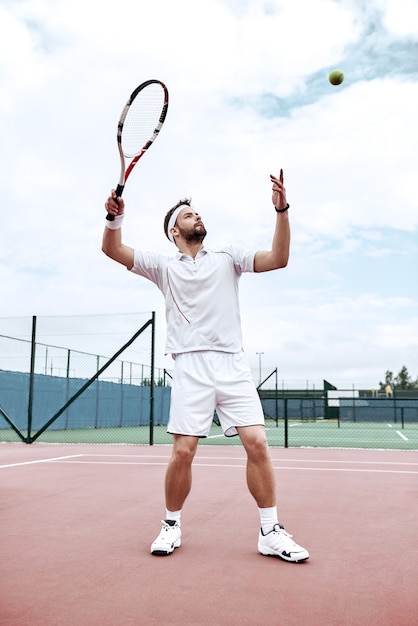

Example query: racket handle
[106,184,125,221]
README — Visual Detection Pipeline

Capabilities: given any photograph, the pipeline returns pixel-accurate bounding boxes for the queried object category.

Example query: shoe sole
[258,547,309,563]
[151,540,181,556]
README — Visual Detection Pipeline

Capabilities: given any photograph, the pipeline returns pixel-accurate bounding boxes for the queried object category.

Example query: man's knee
[238,426,270,461]
[171,435,199,465]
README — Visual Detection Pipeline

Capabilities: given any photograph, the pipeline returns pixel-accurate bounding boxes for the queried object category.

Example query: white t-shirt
[130,246,256,355]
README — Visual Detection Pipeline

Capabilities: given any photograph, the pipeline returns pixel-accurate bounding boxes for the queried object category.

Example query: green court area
[1,419,417,450]
[269,419,418,450]
[208,419,418,450]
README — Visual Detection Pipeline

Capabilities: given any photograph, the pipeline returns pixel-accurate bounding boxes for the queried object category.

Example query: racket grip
[106,184,125,221]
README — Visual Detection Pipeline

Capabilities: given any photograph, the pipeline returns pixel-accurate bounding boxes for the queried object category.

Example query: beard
[178,223,207,243]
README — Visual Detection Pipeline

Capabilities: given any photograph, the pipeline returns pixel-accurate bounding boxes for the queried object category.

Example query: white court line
[387,422,409,441]
[50,459,418,474]
[269,457,418,466]
[53,461,170,467]
[63,453,418,467]
[3,452,415,473]
[0,454,84,469]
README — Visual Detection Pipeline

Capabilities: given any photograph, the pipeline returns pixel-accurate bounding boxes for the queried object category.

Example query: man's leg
[165,434,199,511]
[237,425,309,563]
[151,434,198,556]
[237,425,276,508]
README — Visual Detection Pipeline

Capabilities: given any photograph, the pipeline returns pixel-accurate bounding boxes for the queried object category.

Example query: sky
[1,0,417,390]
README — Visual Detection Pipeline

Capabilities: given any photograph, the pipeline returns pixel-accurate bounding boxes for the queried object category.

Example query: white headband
[167,204,189,243]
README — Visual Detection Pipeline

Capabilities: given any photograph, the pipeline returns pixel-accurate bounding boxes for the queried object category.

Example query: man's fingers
[105,197,119,214]
[270,172,284,186]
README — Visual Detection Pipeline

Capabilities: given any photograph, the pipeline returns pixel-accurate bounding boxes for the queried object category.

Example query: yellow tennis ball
[329,69,344,86]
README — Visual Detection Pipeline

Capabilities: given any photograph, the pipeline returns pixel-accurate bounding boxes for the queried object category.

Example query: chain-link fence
[1,316,417,449]
[253,373,418,450]
[0,313,165,444]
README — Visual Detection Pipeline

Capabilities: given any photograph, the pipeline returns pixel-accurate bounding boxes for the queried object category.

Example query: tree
[379,366,418,391]
[379,370,394,390]
[142,377,165,386]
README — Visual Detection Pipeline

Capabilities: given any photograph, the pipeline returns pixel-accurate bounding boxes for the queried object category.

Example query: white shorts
[167,351,265,437]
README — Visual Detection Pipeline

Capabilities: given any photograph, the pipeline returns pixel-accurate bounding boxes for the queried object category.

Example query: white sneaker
[151,520,181,556]
[258,523,309,562]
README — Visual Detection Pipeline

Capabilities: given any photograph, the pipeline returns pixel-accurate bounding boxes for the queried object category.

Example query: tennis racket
[106,79,169,221]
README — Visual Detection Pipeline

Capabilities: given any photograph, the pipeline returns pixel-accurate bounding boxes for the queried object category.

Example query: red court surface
[1,443,417,626]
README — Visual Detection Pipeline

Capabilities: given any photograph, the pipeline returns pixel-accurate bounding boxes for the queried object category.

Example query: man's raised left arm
[254,170,290,273]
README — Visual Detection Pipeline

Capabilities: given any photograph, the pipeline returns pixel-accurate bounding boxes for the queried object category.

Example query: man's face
[175,208,207,243]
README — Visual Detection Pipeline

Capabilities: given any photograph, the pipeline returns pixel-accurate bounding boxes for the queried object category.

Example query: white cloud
[384,0,418,36]
[0,0,417,388]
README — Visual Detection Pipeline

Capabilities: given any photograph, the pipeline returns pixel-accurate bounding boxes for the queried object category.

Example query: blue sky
[0,0,417,389]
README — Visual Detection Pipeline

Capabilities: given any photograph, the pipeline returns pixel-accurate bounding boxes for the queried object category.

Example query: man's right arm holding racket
[102,192,134,269]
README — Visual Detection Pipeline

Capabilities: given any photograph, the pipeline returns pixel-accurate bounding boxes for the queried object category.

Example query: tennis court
[1,442,417,625]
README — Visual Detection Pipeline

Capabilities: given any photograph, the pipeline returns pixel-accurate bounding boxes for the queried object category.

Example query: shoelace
[160,521,179,534]
[272,524,295,543]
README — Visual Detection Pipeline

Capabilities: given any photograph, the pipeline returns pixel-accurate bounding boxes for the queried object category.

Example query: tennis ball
[329,69,344,86]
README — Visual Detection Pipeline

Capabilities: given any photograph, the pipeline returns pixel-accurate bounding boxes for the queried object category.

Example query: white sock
[165,508,181,525]
[258,506,278,534]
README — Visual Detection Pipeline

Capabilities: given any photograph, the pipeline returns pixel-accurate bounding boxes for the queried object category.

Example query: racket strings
[121,85,166,157]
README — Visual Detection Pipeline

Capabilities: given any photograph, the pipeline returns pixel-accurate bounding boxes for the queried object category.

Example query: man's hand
[102,190,134,269]
[253,169,290,272]
[270,169,287,211]
[105,190,125,217]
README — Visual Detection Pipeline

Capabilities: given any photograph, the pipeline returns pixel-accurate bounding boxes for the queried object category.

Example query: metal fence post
[149,312,155,445]
[284,398,288,448]
[26,316,37,443]
[275,368,278,427]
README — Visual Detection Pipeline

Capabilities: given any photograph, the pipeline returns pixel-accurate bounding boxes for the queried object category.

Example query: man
[102,170,309,563]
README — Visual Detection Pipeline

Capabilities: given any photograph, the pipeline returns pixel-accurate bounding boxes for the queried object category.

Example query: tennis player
[102,171,309,563]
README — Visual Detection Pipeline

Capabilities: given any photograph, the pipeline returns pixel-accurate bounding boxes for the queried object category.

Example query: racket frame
[107,79,169,221]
